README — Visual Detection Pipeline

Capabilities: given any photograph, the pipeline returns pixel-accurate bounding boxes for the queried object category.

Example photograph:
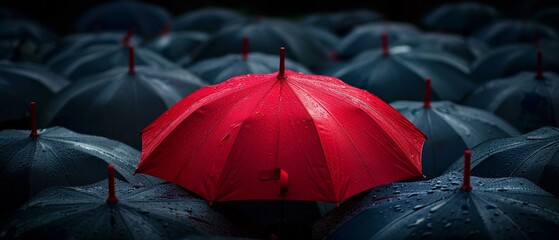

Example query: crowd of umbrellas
[1,1,559,239]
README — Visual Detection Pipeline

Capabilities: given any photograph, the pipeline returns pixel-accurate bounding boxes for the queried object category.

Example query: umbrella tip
[107,164,119,204]
[160,22,170,35]
[29,101,38,137]
[423,77,431,108]
[381,32,389,56]
[536,49,544,79]
[277,47,286,79]
[128,46,135,75]
[242,35,249,60]
[461,149,472,192]
[121,28,134,46]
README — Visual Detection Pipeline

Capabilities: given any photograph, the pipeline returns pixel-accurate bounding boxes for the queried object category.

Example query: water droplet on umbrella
[444,222,452,228]
[413,204,425,211]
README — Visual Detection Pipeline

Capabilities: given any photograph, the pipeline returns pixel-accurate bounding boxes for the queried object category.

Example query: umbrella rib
[116,204,169,239]
[0,137,29,173]
[286,80,376,193]
[508,141,557,176]
[41,140,72,183]
[472,192,531,239]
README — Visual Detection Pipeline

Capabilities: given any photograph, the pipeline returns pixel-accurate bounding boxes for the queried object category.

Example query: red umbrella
[135,48,425,204]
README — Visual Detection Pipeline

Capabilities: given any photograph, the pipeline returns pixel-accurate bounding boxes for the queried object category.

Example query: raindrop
[465,218,471,223]
[444,223,452,228]
[413,204,425,211]
[421,231,433,237]
[426,223,433,229]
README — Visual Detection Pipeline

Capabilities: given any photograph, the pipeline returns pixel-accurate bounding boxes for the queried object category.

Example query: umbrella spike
[242,35,249,60]
[121,28,134,46]
[277,47,286,79]
[159,22,170,35]
[29,101,38,137]
[536,49,544,79]
[461,150,472,192]
[423,77,431,108]
[128,46,135,75]
[107,164,119,204]
[381,32,389,56]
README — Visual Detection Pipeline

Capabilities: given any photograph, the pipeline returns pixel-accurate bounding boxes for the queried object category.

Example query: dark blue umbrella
[330,34,475,103]
[143,30,208,62]
[303,25,340,51]
[75,0,173,37]
[422,2,501,35]
[313,153,559,240]
[473,19,559,47]
[471,39,559,82]
[41,30,142,64]
[41,47,207,149]
[299,8,382,36]
[0,105,157,214]
[186,17,328,70]
[0,60,69,124]
[172,7,246,34]
[0,19,57,62]
[47,39,177,80]
[335,21,422,60]
[0,165,242,239]
[445,127,559,196]
[391,78,519,178]
[464,61,558,133]
[187,37,311,84]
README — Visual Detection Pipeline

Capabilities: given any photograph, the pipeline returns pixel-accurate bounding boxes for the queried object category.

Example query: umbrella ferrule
[461,150,472,191]
[107,164,119,203]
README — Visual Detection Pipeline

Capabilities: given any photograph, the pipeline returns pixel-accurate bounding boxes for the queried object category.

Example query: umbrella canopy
[0,19,57,62]
[0,166,241,239]
[330,35,475,103]
[463,69,559,133]
[335,21,422,60]
[41,30,142,64]
[473,19,559,47]
[471,40,559,82]
[532,7,559,31]
[186,17,328,69]
[187,37,311,84]
[172,7,246,34]
[0,109,157,214]
[41,50,207,149]
[391,78,520,178]
[143,30,208,62]
[136,48,426,203]
[75,0,173,37]
[445,127,559,196]
[47,41,177,81]
[422,2,501,35]
[299,9,383,36]
[303,25,340,51]
[313,157,559,240]
[0,60,69,124]
[393,32,487,63]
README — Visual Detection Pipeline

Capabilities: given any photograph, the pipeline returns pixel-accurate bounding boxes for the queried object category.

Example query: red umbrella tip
[277,47,286,79]
[242,36,249,60]
[381,32,389,56]
[107,164,119,204]
[423,77,432,108]
[29,101,38,137]
[128,46,135,75]
[160,22,171,35]
[121,28,134,46]
[461,150,472,192]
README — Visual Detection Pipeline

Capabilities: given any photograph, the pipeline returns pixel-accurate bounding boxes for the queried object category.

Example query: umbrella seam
[508,141,557,176]
[472,192,532,239]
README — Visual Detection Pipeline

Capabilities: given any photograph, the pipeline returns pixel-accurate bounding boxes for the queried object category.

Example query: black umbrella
[0,18,57,62]
[473,19,559,47]
[186,16,328,70]
[172,7,246,34]
[0,165,242,239]
[313,151,559,240]
[41,46,207,149]
[463,53,558,133]
[391,78,519,178]
[422,2,501,35]
[330,34,475,103]
[335,21,422,60]
[471,39,559,83]
[143,30,208,62]
[299,8,382,36]
[0,103,157,214]
[47,36,177,81]
[75,0,173,37]
[532,7,559,32]
[41,30,142,64]
[187,36,311,84]
[0,60,69,125]
[445,127,559,196]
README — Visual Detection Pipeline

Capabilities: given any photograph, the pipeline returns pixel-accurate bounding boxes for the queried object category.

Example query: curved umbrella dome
[473,19,559,47]
[172,7,246,34]
[422,2,501,35]
[40,66,207,149]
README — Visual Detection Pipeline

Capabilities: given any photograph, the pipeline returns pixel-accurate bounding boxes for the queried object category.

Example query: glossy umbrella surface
[136,52,425,203]
[473,19,559,47]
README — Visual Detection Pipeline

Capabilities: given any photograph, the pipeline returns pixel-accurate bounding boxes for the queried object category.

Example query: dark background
[1,0,558,36]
